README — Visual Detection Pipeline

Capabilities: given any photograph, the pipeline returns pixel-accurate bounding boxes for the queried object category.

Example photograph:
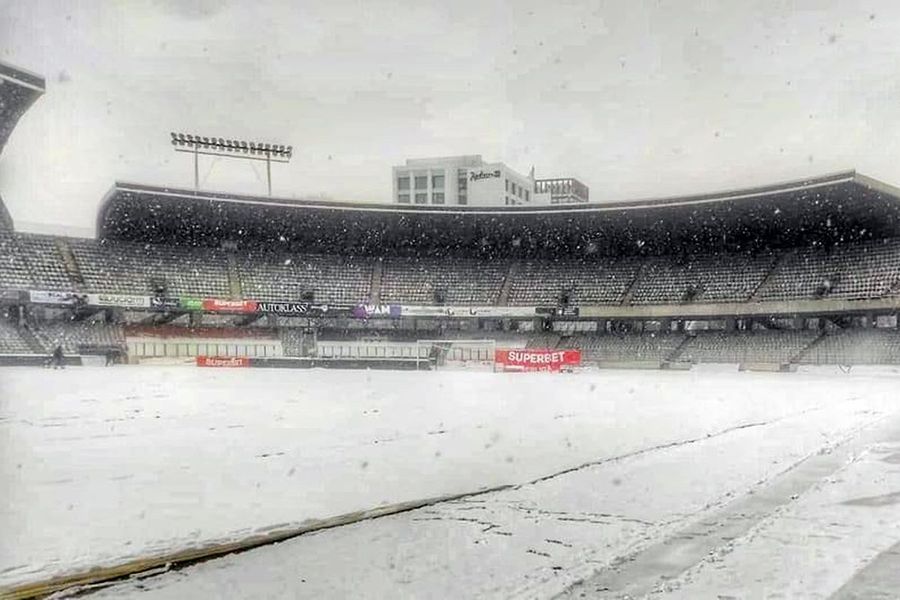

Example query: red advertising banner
[494,348,581,372]
[201,298,258,313]
[196,356,250,368]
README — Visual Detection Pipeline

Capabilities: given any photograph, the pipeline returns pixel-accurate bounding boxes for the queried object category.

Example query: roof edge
[111,169,873,217]
[0,61,46,92]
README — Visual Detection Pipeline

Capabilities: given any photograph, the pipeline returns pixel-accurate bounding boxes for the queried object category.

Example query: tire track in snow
[555,411,900,599]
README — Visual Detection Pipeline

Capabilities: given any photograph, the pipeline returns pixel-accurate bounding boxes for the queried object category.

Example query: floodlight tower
[170,132,293,197]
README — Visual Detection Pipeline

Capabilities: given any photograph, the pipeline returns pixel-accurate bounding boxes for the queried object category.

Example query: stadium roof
[99,171,900,257]
[0,61,45,157]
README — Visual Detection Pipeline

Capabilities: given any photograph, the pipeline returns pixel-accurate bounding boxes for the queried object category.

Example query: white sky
[2,0,900,236]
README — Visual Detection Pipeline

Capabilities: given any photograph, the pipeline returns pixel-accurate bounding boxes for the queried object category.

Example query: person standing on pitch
[51,344,65,369]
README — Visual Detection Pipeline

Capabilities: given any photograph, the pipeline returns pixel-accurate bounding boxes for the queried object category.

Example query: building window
[525,190,530,202]
[415,193,427,204]
[433,192,445,204]
[398,193,410,203]
[414,176,427,190]
[458,196,467,205]
[398,176,410,190]
[518,187,523,198]
[505,179,509,192]
[432,174,445,189]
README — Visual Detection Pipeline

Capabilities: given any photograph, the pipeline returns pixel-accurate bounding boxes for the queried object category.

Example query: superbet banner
[494,348,581,372]
[196,356,250,368]
[201,298,258,313]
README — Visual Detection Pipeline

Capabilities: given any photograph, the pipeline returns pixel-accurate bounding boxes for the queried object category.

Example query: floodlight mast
[170,132,293,197]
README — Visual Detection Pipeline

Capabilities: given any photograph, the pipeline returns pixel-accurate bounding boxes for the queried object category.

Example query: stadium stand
[569,331,687,363]
[30,320,125,354]
[15,235,73,290]
[507,257,642,306]
[69,239,230,297]
[629,252,776,304]
[3,232,900,310]
[3,233,900,308]
[759,239,900,301]
[798,328,900,365]
[0,319,30,354]
[238,251,372,304]
[677,330,820,365]
[380,256,506,305]
[525,333,562,349]
[0,232,33,290]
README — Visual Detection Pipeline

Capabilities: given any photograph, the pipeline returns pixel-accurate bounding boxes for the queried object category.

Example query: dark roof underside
[99,172,900,258]
[0,62,45,157]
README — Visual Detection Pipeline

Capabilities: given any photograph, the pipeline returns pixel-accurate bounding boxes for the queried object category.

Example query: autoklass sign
[494,348,581,372]
[256,302,329,315]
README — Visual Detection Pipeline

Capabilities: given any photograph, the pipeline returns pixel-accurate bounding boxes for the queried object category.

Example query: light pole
[170,132,293,196]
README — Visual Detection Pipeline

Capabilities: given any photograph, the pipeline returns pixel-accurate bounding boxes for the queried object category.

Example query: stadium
[4,63,900,370]
[4,171,900,369]
[3,46,900,600]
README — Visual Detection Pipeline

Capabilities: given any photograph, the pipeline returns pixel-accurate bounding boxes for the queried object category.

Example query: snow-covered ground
[2,365,900,597]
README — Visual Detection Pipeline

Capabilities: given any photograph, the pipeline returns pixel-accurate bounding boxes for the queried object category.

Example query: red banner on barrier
[201,299,258,313]
[196,356,250,368]
[494,348,581,372]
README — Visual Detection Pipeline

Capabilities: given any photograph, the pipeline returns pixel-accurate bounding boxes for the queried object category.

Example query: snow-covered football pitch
[2,365,900,598]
